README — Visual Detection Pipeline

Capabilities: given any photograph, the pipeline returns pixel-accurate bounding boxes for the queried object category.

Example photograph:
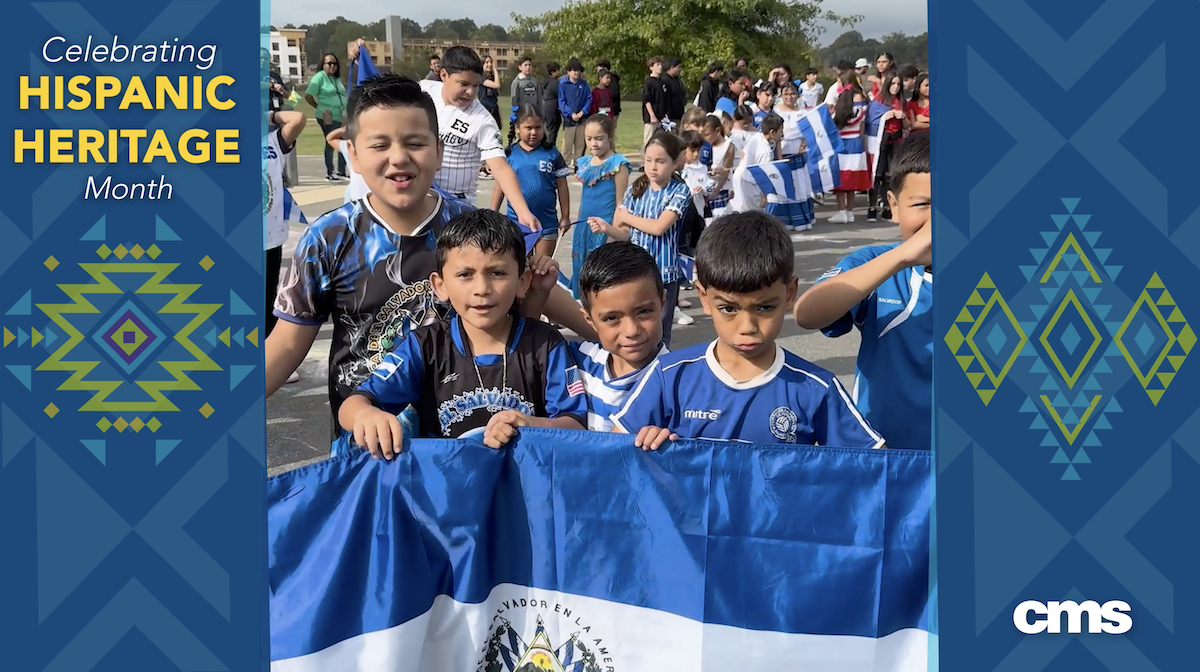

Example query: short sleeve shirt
[420,79,505,199]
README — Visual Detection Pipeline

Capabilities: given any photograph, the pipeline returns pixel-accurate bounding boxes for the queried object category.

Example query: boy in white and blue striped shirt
[567,242,668,432]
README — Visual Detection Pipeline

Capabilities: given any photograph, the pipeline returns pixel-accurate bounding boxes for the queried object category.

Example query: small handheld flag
[863,101,892,184]
[744,154,813,203]
[354,46,379,87]
[282,187,306,227]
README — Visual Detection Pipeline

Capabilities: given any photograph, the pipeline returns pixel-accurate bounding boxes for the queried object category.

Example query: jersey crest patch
[769,406,798,443]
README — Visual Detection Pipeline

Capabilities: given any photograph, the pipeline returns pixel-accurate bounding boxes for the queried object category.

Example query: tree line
[278,2,927,92]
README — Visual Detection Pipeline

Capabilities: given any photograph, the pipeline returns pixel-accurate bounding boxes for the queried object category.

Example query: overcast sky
[271,0,928,44]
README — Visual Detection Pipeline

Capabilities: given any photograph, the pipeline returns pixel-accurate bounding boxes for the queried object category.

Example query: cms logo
[1013,600,1132,635]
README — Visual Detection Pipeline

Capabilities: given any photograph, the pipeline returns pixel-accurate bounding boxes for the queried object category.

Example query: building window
[288,39,297,47]
[272,43,279,51]
[498,59,508,68]
[288,55,297,63]
[497,48,508,56]
[289,67,298,76]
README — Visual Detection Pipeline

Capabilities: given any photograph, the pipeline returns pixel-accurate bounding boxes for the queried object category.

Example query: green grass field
[289,97,645,159]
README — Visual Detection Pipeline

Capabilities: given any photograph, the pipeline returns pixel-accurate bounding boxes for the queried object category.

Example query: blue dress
[571,153,631,298]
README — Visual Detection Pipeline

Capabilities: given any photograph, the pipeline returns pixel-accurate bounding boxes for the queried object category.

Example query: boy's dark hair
[890,131,930,195]
[429,53,440,62]
[900,64,920,79]
[547,61,561,75]
[647,56,663,68]
[519,55,533,65]
[706,62,725,76]
[567,58,584,73]
[442,46,483,76]
[727,68,749,85]
[681,130,705,151]
[435,209,528,275]
[665,57,682,69]
[759,112,784,135]
[578,241,664,311]
[696,212,794,293]
[596,59,612,69]
[732,104,755,125]
[837,59,854,72]
[804,67,819,76]
[346,75,438,140]
[596,68,611,82]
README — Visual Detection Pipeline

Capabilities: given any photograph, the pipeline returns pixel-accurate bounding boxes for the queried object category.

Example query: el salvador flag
[354,45,379,87]
[267,429,935,671]
[745,154,813,203]
[282,187,306,226]
[863,100,892,185]
[798,105,843,194]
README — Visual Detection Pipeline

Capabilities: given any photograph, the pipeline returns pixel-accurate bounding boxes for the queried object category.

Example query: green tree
[424,19,460,40]
[514,0,857,91]
[447,18,479,39]
[400,18,423,39]
[472,23,510,41]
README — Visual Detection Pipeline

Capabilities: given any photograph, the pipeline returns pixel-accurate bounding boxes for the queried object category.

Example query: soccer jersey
[263,127,292,250]
[612,341,884,448]
[353,317,587,440]
[273,191,474,437]
[419,79,506,200]
[800,81,824,109]
[621,178,691,284]
[569,341,667,432]
[818,243,933,450]
[505,142,570,230]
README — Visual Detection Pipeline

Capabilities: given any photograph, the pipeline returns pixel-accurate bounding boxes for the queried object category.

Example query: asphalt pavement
[266,155,900,475]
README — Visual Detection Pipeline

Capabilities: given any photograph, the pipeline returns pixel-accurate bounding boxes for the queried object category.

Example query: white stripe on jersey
[420,79,505,201]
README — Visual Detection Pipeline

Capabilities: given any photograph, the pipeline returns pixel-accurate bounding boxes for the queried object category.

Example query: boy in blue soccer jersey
[612,212,885,449]
[569,242,668,431]
[338,210,587,459]
[792,133,931,450]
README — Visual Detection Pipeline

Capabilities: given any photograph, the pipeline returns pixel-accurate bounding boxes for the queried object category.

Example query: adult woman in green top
[304,53,348,181]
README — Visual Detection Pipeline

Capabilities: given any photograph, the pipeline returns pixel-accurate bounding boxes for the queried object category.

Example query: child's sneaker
[828,210,848,224]
[677,298,693,308]
[286,370,300,384]
[867,209,878,222]
[674,307,694,325]
[845,210,856,223]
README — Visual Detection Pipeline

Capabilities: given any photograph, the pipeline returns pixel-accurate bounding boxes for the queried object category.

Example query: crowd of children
[264,45,933,456]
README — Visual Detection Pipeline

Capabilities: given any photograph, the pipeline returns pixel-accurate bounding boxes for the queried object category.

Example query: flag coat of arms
[798,105,844,194]
[740,154,814,205]
[267,429,935,671]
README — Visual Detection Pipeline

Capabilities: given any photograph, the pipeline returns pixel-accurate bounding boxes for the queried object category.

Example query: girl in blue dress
[569,114,631,298]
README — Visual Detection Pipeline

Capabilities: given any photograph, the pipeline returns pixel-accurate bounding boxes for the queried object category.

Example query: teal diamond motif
[987,322,1009,355]
[1135,323,1156,356]
[1059,323,1082,355]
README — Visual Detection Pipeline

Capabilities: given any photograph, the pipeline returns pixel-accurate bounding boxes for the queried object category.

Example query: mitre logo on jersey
[478,599,615,672]
[682,408,721,420]
[1012,600,1132,635]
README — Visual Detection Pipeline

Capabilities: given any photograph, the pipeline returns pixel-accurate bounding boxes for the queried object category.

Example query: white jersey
[799,81,824,109]
[338,142,370,204]
[263,128,290,250]
[419,79,505,200]
[775,107,806,156]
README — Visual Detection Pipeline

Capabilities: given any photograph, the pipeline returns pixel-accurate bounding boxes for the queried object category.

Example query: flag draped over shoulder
[267,428,935,671]
[354,47,379,87]
[863,100,892,184]
[798,105,844,194]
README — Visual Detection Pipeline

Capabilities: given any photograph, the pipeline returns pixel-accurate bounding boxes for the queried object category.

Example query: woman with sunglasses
[304,53,348,181]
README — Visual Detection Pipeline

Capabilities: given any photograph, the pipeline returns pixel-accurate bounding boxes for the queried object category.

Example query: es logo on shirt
[1013,600,1132,635]
[538,160,557,173]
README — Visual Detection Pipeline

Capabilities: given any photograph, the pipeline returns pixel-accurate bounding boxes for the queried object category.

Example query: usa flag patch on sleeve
[565,366,585,397]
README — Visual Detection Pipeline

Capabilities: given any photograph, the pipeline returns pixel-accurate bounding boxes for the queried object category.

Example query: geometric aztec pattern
[946,198,1192,479]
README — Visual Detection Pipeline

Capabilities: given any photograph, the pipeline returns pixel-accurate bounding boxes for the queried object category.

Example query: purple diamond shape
[102,311,157,364]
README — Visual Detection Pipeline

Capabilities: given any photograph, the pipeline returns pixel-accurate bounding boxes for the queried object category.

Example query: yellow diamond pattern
[44,403,59,418]
[199,403,214,418]
[130,417,145,432]
[199,256,215,271]
[1114,273,1191,406]
[44,256,59,271]
[97,245,112,259]
[944,272,1027,406]
[146,244,162,259]
[96,417,112,432]
[1038,289,1103,390]
[130,245,145,260]
[113,417,128,432]
[147,417,162,432]
[113,244,129,259]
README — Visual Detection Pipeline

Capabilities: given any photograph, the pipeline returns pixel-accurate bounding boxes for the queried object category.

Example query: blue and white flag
[743,154,814,203]
[354,45,379,87]
[281,187,306,226]
[678,253,696,283]
[798,105,843,194]
[267,429,935,671]
[862,100,893,184]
